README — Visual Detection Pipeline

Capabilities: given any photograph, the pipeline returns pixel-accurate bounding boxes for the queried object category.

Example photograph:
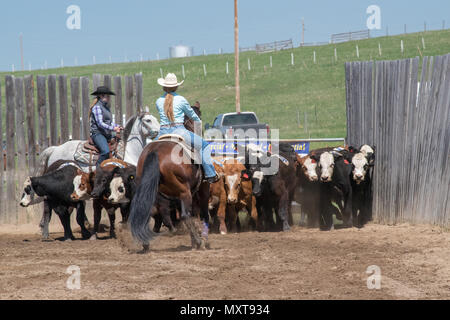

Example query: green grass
[2,29,450,142]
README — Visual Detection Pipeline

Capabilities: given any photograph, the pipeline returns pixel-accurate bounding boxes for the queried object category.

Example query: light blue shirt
[156,92,201,126]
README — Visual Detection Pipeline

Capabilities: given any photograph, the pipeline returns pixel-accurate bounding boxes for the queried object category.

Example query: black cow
[344,145,375,227]
[242,143,298,232]
[310,150,353,230]
[19,160,91,241]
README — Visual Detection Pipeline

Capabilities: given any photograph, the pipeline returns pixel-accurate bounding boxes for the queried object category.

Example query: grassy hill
[2,29,450,142]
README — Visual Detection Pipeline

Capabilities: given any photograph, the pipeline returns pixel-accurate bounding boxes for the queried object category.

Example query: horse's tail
[34,146,57,176]
[129,151,160,245]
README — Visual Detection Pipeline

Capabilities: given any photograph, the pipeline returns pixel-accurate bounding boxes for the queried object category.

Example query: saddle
[74,134,123,166]
[83,136,119,155]
[154,134,202,164]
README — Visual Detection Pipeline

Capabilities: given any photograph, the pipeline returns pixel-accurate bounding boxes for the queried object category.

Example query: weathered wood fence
[0,73,144,225]
[345,54,449,227]
[331,30,370,44]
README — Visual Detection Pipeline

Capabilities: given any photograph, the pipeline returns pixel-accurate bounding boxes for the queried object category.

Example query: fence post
[313,51,316,64]
[291,53,294,65]
[81,77,90,140]
[14,77,27,173]
[36,75,48,151]
[125,76,134,121]
[5,75,16,224]
[103,74,111,90]
[203,64,207,77]
[48,75,58,146]
[378,43,382,57]
[134,73,143,113]
[113,76,123,126]
[70,77,81,140]
[182,65,186,78]
[93,73,102,89]
[58,75,69,143]
[24,75,37,174]
[270,56,273,68]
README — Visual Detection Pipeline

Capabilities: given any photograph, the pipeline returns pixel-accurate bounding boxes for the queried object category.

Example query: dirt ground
[0,220,449,300]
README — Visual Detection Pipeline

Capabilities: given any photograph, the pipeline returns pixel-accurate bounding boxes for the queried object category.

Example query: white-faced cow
[311,150,353,230]
[242,143,298,232]
[19,160,91,241]
[222,158,259,233]
[345,144,375,227]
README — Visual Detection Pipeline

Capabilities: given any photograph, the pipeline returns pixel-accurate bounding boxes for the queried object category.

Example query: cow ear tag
[344,159,350,165]
[311,159,316,164]
[243,173,249,179]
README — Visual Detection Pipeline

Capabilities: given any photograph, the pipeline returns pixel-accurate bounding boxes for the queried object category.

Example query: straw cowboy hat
[157,73,184,88]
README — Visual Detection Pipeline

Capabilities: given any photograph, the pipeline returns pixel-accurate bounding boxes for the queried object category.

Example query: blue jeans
[91,133,110,167]
[156,126,217,178]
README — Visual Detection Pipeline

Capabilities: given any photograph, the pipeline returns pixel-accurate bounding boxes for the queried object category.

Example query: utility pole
[19,33,24,71]
[301,18,305,46]
[234,0,240,113]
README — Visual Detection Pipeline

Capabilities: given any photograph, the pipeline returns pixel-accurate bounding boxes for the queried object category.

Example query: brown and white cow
[208,159,227,234]
[222,158,259,233]
[70,159,132,239]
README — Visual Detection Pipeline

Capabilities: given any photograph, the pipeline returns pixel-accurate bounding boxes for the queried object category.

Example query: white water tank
[170,45,193,58]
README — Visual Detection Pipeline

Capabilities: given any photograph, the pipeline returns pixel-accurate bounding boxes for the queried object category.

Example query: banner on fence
[209,141,310,155]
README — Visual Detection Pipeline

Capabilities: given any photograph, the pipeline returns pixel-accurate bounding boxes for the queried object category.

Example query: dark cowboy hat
[91,86,115,96]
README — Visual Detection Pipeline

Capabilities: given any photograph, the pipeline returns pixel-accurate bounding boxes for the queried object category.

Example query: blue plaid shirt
[92,104,118,131]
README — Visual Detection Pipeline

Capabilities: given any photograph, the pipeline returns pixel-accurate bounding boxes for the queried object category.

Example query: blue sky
[0,0,449,71]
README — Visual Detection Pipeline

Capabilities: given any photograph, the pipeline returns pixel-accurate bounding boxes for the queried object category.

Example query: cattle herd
[18,140,375,244]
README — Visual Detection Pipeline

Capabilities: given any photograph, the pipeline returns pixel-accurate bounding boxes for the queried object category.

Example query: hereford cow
[222,158,259,233]
[311,150,353,230]
[72,159,133,239]
[208,160,227,234]
[19,160,91,241]
[242,143,298,232]
[345,145,375,227]
[295,154,320,227]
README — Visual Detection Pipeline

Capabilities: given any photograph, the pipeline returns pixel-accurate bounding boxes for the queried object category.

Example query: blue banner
[209,141,310,155]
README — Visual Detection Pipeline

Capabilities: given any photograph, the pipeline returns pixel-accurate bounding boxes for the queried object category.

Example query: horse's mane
[123,114,138,141]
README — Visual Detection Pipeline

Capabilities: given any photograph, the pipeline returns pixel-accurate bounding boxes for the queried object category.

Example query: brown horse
[129,139,210,252]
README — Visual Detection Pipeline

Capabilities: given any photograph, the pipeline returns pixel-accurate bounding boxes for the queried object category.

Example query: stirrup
[205,174,220,184]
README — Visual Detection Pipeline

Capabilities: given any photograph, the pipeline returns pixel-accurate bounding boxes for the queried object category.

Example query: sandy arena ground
[0,221,449,300]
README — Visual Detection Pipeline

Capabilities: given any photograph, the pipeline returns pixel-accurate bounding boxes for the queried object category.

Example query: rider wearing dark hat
[89,86,123,167]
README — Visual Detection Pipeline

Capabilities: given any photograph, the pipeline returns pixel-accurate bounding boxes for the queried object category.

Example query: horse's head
[138,112,160,140]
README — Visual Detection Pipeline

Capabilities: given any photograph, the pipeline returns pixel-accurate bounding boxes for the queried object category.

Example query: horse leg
[180,191,205,250]
[90,199,102,240]
[197,182,210,244]
[76,201,91,239]
[107,206,117,238]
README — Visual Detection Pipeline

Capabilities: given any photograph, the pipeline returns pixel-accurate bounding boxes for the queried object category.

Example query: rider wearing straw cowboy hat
[89,86,123,167]
[155,73,219,183]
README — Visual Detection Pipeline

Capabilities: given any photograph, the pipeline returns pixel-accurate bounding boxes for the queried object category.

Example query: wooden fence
[331,30,370,44]
[345,54,450,227]
[0,73,144,225]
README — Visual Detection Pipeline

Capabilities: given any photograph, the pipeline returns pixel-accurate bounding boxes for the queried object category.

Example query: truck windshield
[222,113,258,126]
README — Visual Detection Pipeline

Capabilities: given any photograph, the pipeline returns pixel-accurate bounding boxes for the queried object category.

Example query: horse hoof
[89,234,98,241]
[138,244,150,254]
